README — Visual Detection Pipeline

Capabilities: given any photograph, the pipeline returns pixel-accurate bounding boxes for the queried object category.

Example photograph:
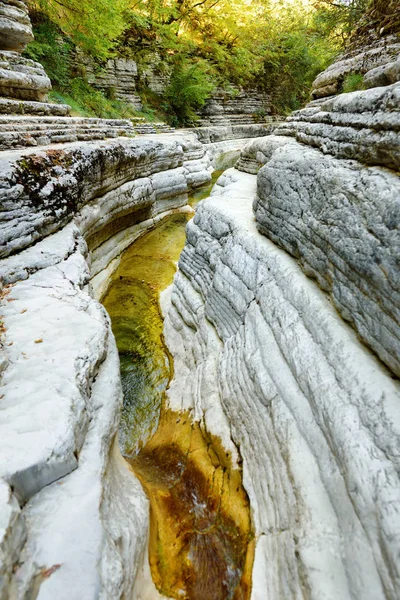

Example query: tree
[27,0,129,59]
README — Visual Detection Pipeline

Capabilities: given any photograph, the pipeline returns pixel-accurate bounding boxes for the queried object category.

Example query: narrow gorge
[0,1,400,599]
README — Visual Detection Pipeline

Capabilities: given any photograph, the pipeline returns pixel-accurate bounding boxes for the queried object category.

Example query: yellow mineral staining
[129,409,254,600]
[103,212,189,454]
[103,181,254,598]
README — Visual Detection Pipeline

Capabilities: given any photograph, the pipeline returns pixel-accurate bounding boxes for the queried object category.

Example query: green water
[102,172,223,456]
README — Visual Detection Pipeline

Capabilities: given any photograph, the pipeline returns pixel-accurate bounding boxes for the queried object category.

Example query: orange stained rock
[129,408,254,600]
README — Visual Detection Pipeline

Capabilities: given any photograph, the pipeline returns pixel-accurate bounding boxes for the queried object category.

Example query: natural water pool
[102,168,254,600]
[102,171,223,456]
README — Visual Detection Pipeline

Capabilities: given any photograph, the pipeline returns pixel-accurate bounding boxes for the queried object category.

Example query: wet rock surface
[130,410,253,600]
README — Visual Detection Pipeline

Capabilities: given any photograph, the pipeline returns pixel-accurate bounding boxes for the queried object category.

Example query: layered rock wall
[311,34,400,99]
[249,81,400,377]
[163,34,400,599]
[0,133,213,598]
[164,167,400,600]
[0,1,51,102]
[76,51,143,110]
[0,0,33,52]
[198,87,271,126]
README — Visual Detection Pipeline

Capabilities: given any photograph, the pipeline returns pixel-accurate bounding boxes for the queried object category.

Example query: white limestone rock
[75,50,142,109]
[236,135,295,174]
[364,56,400,88]
[0,480,26,599]
[0,233,108,504]
[0,134,211,259]
[311,36,400,99]
[192,123,274,144]
[164,168,400,599]
[0,51,51,102]
[276,82,400,170]
[254,140,400,377]
[0,219,149,599]
[0,1,33,52]
[0,133,220,597]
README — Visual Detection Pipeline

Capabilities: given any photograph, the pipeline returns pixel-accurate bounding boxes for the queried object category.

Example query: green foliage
[257,4,340,113]
[164,61,215,125]
[313,0,370,41]
[27,0,129,60]
[49,81,139,119]
[342,73,365,93]
[25,0,377,124]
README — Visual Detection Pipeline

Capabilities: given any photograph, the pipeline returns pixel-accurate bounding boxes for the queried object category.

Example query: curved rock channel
[102,173,254,600]
[0,76,399,600]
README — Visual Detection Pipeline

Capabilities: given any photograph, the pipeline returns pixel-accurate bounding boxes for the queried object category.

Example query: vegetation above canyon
[24,0,399,124]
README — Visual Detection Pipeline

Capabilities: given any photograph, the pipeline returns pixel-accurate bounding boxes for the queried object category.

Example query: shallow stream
[102,169,254,600]
[102,171,222,456]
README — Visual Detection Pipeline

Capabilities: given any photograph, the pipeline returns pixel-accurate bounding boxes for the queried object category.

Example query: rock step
[197,114,275,127]
[0,120,133,133]
[0,115,133,125]
[0,128,134,149]
[133,122,175,134]
[0,97,71,116]
[0,115,135,149]
[0,115,176,149]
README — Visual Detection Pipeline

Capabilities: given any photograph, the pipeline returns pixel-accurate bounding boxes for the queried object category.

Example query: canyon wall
[0,0,51,103]
[0,133,215,599]
[163,49,400,600]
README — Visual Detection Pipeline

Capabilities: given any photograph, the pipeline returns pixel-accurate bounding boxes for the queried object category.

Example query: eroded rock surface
[0,133,215,598]
[0,0,33,52]
[164,168,400,600]
[250,75,400,377]
[311,34,400,99]
[130,409,254,600]
[277,82,400,170]
[198,88,271,127]
[0,134,212,259]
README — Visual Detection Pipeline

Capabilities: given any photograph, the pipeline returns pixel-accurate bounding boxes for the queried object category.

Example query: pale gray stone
[0,132,216,598]
[0,0,33,52]
[164,168,400,600]
[0,134,211,258]
[0,50,51,102]
[236,135,295,173]
[311,36,400,99]
[276,82,400,170]
[254,141,400,376]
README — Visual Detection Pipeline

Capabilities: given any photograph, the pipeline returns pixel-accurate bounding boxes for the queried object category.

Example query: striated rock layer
[311,34,400,99]
[249,78,400,377]
[0,133,216,599]
[164,168,400,600]
[0,0,33,52]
